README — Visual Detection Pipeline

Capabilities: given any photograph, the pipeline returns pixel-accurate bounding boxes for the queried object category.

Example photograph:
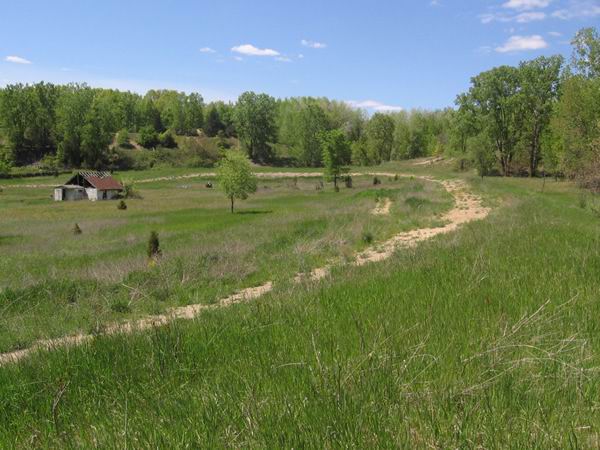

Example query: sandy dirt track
[0,172,490,366]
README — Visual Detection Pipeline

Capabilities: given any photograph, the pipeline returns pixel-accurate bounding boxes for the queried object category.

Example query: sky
[0,0,599,112]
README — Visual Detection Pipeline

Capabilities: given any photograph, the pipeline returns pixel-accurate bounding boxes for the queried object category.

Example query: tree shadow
[236,210,273,215]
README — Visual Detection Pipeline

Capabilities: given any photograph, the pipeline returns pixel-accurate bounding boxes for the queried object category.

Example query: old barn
[54,171,124,201]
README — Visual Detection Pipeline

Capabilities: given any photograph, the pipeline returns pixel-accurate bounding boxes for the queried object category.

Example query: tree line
[0,87,454,173]
[0,27,598,188]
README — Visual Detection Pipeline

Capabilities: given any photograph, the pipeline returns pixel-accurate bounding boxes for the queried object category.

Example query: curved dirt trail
[0,173,490,366]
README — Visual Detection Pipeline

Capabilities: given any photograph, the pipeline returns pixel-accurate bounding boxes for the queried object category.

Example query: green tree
[518,55,563,176]
[351,137,370,165]
[80,99,111,168]
[365,113,395,164]
[204,105,223,137]
[321,129,351,190]
[468,133,495,178]
[55,84,95,167]
[571,27,600,79]
[234,92,276,163]
[116,128,130,147]
[295,100,330,166]
[216,150,258,213]
[183,93,204,134]
[457,65,523,176]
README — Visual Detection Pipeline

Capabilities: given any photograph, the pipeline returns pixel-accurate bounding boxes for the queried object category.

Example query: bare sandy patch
[371,197,392,216]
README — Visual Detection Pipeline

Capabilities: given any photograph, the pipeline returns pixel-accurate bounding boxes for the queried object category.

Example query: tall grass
[0,175,451,353]
[0,173,599,447]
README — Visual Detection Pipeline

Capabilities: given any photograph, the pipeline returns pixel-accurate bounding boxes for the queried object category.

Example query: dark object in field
[362,231,374,244]
[373,176,381,185]
[117,200,127,210]
[147,231,161,259]
[345,176,353,188]
[394,174,399,181]
[205,182,213,188]
[73,223,82,235]
[315,180,324,190]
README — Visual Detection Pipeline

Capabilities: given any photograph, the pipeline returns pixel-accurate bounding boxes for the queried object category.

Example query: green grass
[0,172,451,353]
[1,163,599,447]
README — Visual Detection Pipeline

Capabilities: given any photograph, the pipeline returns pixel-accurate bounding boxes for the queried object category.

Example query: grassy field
[1,162,599,447]
[0,170,451,353]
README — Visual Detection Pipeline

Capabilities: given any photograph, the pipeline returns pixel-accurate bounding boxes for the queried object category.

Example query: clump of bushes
[117,200,127,210]
[138,126,160,149]
[345,176,353,188]
[73,223,82,235]
[122,181,142,199]
[373,176,381,185]
[362,230,374,244]
[116,129,132,148]
[159,129,177,148]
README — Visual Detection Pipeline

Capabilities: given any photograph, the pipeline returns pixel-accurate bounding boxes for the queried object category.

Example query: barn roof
[61,171,124,190]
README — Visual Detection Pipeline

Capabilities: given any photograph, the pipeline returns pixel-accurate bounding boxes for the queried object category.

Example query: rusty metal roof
[63,171,124,190]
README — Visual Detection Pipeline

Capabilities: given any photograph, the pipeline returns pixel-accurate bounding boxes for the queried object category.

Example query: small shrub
[147,231,161,259]
[73,223,82,235]
[362,231,374,244]
[393,174,399,181]
[345,176,353,188]
[117,200,127,210]
[373,176,381,185]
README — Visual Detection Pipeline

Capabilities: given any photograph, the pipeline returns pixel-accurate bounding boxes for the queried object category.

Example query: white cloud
[231,44,280,57]
[515,11,546,21]
[548,31,562,36]
[495,35,549,52]
[275,56,292,62]
[552,1,600,19]
[200,47,216,53]
[480,10,546,23]
[5,55,32,64]
[298,53,305,59]
[503,0,551,10]
[347,100,403,112]
[301,39,327,49]
[233,56,244,61]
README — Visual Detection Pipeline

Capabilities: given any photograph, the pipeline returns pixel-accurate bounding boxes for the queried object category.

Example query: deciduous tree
[216,150,258,213]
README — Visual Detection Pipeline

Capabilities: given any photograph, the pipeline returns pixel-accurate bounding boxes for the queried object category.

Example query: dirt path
[371,197,392,216]
[0,173,490,366]
[413,156,445,166]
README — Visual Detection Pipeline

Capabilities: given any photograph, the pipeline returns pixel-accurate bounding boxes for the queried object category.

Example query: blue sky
[0,0,599,111]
